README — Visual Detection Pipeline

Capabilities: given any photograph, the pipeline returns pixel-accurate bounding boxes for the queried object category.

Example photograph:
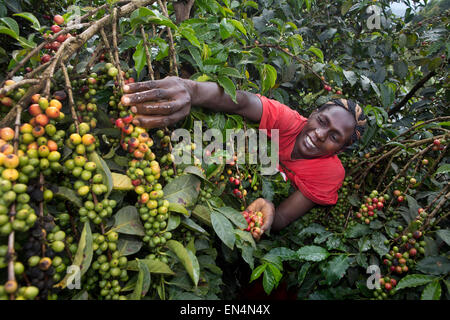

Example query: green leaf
[230,19,247,36]
[168,202,189,217]
[127,258,175,275]
[88,151,113,198]
[181,217,209,235]
[219,67,244,78]
[250,263,267,282]
[344,223,371,238]
[234,229,256,248]
[111,172,133,191]
[163,174,200,207]
[266,247,297,261]
[167,240,200,286]
[297,246,330,262]
[396,274,437,290]
[297,262,311,287]
[111,206,145,236]
[0,17,19,35]
[436,229,450,246]
[371,232,389,256]
[0,25,18,39]
[260,64,277,95]
[71,290,88,300]
[308,46,324,63]
[13,13,40,31]
[55,186,83,208]
[217,75,236,103]
[219,18,235,39]
[210,210,235,250]
[131,259,151,300]
[183,166,206,180]
[380,83,395,109]
[133,40,146,79]
[180,26,201,49]
[215,206,247,229]
[421,281,441,300]
[118,235,143,256]
[287,34,303,55]
[321,255,350,286]
[343,70,357,86]
[393,60,408,78]
[192,205,211,226]
[416,256,450,276]
[130,7,177,30]
[435,164,450,176]
[4,0,21,13]
[55,222,93,289]
[263,264,282,295]
[166,214,180,231]
[318,28,337,42]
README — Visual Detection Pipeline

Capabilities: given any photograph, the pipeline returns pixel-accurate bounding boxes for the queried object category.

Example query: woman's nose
[315,127,326,141]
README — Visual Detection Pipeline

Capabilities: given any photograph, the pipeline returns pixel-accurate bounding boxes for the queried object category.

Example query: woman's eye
[318,116,325,125]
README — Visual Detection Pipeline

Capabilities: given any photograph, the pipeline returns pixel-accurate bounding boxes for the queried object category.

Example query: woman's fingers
[123,80,159,94]
[132,108,188,129]
[246,198,265,212]
[130,99,188,116]
[121,88,176,106]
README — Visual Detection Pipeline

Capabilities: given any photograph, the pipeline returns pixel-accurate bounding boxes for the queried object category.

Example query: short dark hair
[317,99,367,146]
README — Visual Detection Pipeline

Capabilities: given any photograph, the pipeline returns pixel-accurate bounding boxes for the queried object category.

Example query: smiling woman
[121,76,367,238]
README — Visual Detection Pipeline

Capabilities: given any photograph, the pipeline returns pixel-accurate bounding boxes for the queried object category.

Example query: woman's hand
[246,198,275,241]
[120,76,193,129]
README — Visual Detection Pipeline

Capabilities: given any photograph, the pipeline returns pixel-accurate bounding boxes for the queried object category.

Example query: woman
[121,76,367,239]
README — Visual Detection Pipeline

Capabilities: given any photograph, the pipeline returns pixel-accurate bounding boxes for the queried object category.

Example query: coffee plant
[0,0,448,300]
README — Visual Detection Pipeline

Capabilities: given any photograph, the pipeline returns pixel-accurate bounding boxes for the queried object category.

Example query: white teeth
[305,135,315,149]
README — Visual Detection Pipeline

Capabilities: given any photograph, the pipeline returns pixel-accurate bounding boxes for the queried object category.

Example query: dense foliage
[0,0,448,300]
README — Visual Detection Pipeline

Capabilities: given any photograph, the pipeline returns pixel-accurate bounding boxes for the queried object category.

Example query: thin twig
[0,79,41,95]
[388,70,437,116]
[424,184,449,213]
[140,25,155,80]
[381,144,434,195]
[60,62,80,133]
[83,43,104,77]
[112,8,126,92]
[424,189,450,229]
[157,0,178,76]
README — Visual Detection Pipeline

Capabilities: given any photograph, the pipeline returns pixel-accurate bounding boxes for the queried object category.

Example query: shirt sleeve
[257,95,305,137]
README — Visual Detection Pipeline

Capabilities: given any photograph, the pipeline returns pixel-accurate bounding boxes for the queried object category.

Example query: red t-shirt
[258,95,345,205]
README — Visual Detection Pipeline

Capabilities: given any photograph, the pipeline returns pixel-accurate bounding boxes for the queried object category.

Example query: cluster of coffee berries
[325,176,353,230]
[0,80,25,117]
[40,15,71,64]
[66,127,98,154]
[79,199,117,225]
[117,124,156,161]
[0,179,37,234]
[383,232,426,276]
[90,232,128,300]
[373,276,398,299]
[138,191,171,248]
[64,155,102,196]
[199,187,213,203]
[353,190,389,225]
[431,138,445,152]
[241,210,263,239]
[22,221,64,300]
[28,94,65,125]
[127,160,161,191]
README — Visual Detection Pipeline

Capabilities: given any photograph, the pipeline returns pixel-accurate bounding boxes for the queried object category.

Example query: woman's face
[295,106,356,159]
